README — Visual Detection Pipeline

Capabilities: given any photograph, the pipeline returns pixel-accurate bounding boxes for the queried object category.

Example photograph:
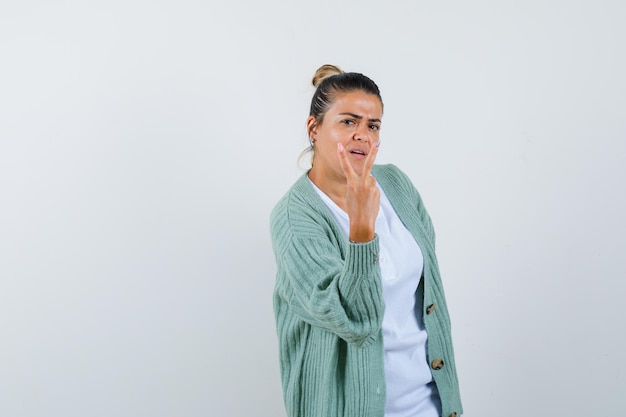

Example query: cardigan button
[449,413,457,417]
[426,303,435,314]
[431,359,444,370]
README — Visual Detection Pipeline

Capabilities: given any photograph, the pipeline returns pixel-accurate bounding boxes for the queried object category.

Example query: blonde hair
[312,64,344,88]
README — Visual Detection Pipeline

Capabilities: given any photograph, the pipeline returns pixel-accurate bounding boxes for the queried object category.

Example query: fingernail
[375,141,381,148]
[338,143,344,151]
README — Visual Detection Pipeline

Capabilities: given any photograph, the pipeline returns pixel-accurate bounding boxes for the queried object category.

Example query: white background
[1,1,624,416]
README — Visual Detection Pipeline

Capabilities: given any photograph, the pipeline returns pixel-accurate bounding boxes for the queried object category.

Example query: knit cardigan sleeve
[270,188,384,348]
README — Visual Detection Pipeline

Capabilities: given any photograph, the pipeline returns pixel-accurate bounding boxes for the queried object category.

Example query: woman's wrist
[348,229,375,243]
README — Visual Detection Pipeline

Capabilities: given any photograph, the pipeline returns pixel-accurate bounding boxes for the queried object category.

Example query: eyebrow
[339,112,382,124]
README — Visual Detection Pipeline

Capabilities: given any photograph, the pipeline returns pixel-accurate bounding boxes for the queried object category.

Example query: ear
[306,116,318,139]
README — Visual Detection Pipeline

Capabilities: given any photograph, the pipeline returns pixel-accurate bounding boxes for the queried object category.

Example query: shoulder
[271,175,315,227]
[270,174,333,246]
[373,163,421,200]
[373,163,436,243]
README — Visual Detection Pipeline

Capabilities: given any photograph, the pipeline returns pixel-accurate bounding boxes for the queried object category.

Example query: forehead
[328,91,383,117]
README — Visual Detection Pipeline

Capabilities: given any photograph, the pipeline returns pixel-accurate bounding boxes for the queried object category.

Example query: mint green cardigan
[270,164,463,417]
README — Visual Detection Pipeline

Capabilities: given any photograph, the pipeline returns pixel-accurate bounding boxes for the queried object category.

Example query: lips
[348,146,368,157]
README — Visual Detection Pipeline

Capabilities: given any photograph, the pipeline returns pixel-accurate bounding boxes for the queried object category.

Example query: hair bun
[312,64,344,88]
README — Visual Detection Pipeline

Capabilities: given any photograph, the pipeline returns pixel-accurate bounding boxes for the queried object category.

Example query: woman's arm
[271,209,384,348]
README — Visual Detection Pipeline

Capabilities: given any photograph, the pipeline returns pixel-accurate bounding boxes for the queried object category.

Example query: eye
[342,119,356,125]
[369,124,380,131]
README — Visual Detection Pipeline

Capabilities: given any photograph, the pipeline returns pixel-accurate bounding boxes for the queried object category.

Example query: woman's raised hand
[337,142,380,243]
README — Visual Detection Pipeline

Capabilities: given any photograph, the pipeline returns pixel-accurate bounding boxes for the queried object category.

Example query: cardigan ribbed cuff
[346,234,379,273]
[339,235,381,303]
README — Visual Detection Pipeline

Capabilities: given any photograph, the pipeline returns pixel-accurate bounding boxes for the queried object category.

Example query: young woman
[270,65,463,417]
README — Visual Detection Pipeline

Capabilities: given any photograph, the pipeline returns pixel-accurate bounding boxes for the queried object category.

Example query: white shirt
[311,178,441,417]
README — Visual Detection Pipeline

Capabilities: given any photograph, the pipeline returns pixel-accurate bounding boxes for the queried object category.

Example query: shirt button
[431,358,444,370]
[426,303,435,315]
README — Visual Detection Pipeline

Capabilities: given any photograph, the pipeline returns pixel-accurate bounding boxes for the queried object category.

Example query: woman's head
[305,65,383,179]
[307,65,383,139]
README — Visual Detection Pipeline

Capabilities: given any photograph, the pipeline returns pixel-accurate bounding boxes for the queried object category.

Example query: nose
[354,125,370,142]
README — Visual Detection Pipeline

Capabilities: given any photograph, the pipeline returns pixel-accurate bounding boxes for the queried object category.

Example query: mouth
[348,147,367,158]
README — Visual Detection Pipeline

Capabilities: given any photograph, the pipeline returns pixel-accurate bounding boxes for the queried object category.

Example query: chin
[350,162,365,175]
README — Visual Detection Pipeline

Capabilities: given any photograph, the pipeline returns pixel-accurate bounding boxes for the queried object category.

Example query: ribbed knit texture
[270,164,463,417]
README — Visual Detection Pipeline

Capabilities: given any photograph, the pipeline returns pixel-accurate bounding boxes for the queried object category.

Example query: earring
[309,137,316,147]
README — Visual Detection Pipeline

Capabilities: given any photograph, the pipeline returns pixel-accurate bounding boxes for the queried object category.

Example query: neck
[308,167,348,210]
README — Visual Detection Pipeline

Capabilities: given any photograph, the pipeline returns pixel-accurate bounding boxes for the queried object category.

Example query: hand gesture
[337,142,380,243]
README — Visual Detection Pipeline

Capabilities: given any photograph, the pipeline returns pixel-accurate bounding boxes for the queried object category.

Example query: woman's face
[308,90,383,179]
